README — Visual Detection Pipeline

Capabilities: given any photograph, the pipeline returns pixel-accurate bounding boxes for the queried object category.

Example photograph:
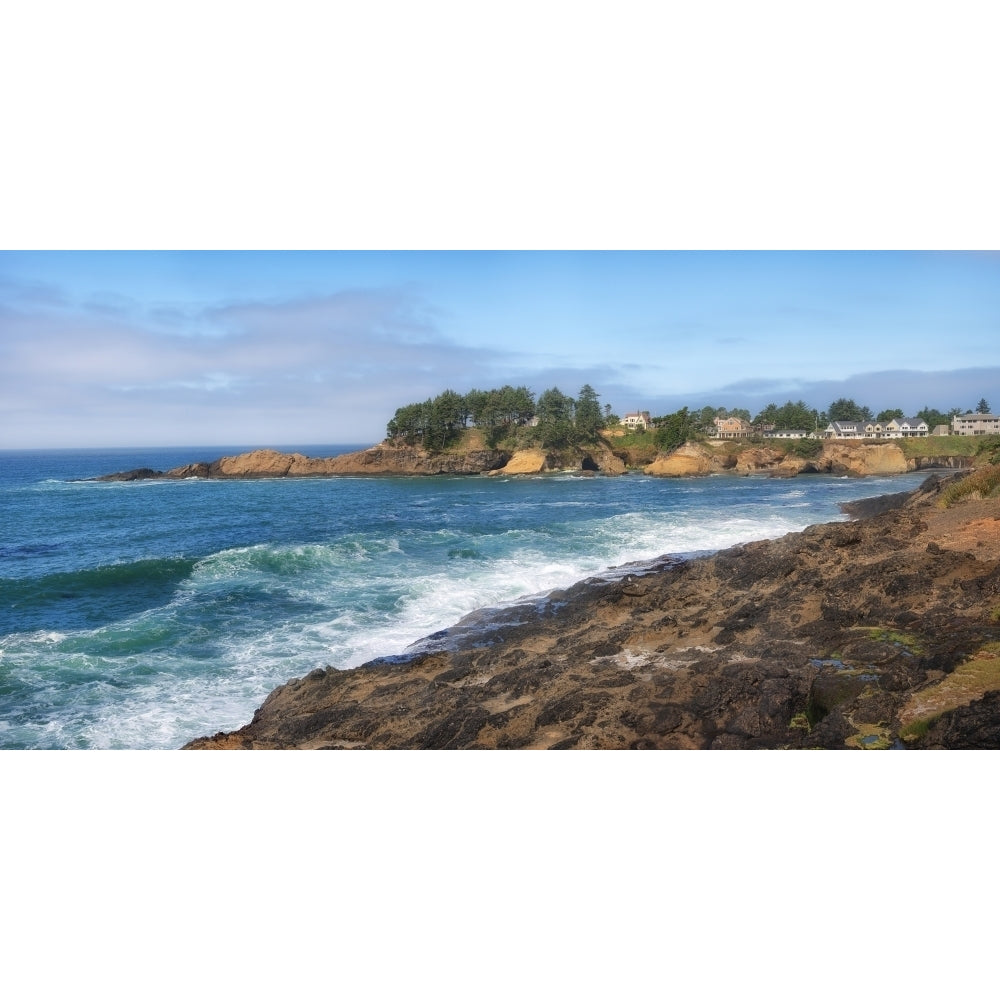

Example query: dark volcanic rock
[918,690,1000,749]
[93,467,164,482]
[184,474,1000,750]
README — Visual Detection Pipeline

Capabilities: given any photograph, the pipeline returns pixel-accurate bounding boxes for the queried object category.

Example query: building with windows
[952,412,1000,436]
[622,411,651,431]
[763,428,811,439]
[826,418,928,439]
[712,416,753,439]
[883,417,929,438]
[824,421,864,438]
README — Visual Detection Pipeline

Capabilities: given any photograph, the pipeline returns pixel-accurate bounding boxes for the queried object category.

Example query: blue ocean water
[0,446,931,749]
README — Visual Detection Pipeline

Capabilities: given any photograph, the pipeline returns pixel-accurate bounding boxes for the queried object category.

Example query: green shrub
[787,438,823,459]
[899,714,941,743]
[940,464,1000,507]
[975,434,1000,465]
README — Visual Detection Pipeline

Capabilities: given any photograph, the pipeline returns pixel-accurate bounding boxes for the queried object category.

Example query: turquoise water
[0,446,931,749]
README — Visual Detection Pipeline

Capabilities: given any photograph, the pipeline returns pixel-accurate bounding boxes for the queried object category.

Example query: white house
[622,410,651,431]
[763,429,811,439]
[889,417,929,437]
[829,417,928,439]
[825,421,864,438]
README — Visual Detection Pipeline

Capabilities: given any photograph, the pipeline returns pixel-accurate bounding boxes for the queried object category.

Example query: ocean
[0,446,932,749]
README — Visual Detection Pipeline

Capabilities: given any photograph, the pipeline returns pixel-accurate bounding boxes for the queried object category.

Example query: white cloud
[0,283,519,447]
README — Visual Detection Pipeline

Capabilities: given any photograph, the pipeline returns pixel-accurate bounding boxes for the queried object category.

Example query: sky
[1,251,997,448]
[3,5,998,451]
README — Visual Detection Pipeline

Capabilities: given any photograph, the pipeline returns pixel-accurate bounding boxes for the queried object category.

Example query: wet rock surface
[185,473,1000,749]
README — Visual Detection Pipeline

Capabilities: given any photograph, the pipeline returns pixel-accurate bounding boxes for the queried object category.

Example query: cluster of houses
[620,410,1000,440]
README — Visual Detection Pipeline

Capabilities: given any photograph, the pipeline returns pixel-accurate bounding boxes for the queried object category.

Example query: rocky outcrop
[184,473,1000,750]
[489,441,627,476]
[733,446,786,475]
[642,441,912,478]
[315,445,511,476]
[96,445,512,481]
[95,439,630,482]
[490,449,547,475]
[644,443,720,476]
[819,442,908,476]
[587,447,627,476]
[907,454,975,472]
[96,439,979,483]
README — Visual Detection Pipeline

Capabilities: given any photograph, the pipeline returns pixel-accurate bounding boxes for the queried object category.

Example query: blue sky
[1,251,998,448]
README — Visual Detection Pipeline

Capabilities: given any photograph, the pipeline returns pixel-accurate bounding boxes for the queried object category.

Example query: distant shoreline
[88,436,978,482]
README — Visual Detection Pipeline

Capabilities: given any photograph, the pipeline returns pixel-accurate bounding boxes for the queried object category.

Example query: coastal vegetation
[940,463,1000,507]
[386,384,609,451]
[387,386,997,461]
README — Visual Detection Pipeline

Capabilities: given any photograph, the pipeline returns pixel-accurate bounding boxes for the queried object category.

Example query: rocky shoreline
[91,438,624,480]
[95,438,973,482]
[184,472,1000,749]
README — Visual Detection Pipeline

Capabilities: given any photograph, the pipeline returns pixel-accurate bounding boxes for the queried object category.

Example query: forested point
[386,384,605,450]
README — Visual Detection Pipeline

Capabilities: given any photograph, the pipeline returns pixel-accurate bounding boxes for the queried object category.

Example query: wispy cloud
[3,253,998,448]
[0,282,521,446]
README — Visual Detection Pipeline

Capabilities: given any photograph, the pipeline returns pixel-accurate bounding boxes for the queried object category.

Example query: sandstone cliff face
[642,441,912,478]
[491,449,547,475]
[818,442,908,476]
[588,447,627,476]
[489,441,626,476]
[644,443,719,476]
[733,446,786,475]
[185,474,1000,751]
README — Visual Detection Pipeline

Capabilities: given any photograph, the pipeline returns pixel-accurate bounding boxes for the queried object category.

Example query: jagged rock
[733,447,785,475]
[212,449,298,477]
[490,449,548,475]
[820,442,908,476]
[490,442,627,476]
[95,467,165,482]
[917,689,1000,748]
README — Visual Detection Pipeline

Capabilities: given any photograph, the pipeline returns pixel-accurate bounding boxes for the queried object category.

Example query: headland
[94,432,976,481]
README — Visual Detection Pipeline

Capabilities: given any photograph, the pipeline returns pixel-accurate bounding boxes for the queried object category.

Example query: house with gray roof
[885,417,929,437]
[824,421,864,438]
